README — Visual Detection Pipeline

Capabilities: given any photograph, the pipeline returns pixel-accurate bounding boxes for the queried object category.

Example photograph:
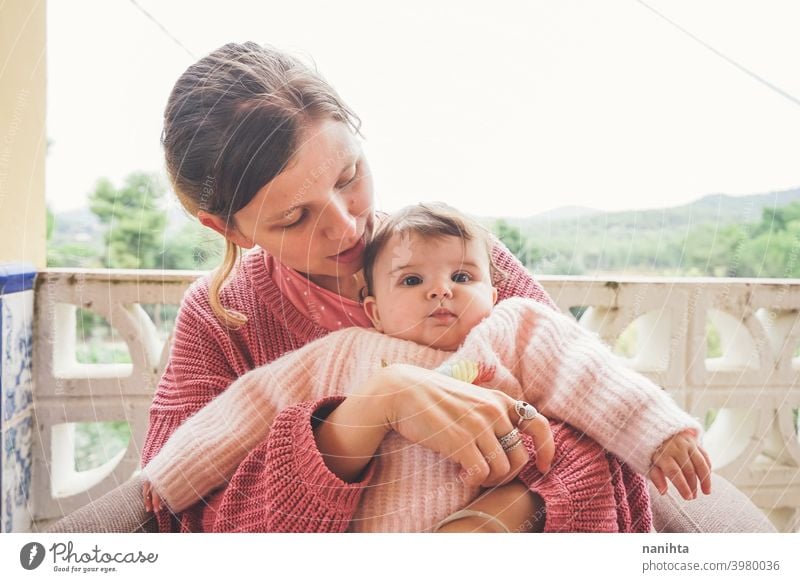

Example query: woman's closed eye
[336,163,359,189]
[280,208,308,229]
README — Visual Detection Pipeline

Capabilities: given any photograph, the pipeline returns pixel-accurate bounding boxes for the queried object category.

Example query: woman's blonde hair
[162,42,361,327]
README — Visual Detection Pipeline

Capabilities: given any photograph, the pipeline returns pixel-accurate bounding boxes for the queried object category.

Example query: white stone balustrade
[30,269,800,532]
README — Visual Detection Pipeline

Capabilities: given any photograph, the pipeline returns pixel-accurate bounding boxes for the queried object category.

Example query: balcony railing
[27,269,800,532]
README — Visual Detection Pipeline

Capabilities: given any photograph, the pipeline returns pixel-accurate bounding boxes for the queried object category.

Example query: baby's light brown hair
[363,202,505,298]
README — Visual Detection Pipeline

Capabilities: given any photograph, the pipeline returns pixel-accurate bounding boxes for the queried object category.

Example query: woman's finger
[142,481,152,513]
[497,432,531,485]
[456,442,493,487]
[474,428,513,486]
[517,414,554,473]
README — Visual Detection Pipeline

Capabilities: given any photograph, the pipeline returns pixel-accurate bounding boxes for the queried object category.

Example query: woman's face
[227,119,375,290]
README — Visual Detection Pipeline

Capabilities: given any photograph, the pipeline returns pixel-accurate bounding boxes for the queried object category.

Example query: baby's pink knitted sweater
[144,298,699,532]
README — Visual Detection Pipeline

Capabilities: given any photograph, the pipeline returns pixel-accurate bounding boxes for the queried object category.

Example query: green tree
[89,172,167,269]
[46,204,54,240]
[162,220,225,271]
[492,219,540,267]
[47,242,104,268]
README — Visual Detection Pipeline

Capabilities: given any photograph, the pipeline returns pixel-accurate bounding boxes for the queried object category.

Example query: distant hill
[487,187,800,276]
[502,187,800,233]
[52,186,800,276]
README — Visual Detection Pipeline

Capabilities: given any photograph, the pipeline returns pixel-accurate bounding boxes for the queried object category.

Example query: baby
[142,203,710,532]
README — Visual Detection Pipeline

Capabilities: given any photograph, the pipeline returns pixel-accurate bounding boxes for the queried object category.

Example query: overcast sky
[46,0,800,217]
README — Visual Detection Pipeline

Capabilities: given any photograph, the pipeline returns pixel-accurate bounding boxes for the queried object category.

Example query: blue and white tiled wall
[1,264,35,533]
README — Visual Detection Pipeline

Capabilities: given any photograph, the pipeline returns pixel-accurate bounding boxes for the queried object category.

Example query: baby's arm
[434,479,543,533]
[451,298,706,493]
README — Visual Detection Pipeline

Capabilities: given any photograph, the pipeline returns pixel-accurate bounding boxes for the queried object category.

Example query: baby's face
[363,232,497,351]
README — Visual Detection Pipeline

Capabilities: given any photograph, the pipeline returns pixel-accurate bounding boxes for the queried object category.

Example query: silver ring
[514,401,539,424]
[502,439,523,453]
[497,428,520,448]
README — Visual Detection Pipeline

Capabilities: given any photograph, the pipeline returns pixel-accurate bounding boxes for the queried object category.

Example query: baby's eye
[452,272,472,283]
[401,275,423,286]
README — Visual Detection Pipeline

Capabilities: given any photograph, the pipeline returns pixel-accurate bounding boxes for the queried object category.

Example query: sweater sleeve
[140,277,373,531]
[454,298,702,475]
[141,279,243,469]
[142,361,295,513]
[212,396,377,532]
[141,334,359,514]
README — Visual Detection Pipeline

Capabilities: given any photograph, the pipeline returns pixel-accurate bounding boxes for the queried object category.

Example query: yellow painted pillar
[0,0,46,268]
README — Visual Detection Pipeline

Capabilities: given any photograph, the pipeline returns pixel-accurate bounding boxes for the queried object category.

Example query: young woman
[143,41,759,533]
[141,203,710,533]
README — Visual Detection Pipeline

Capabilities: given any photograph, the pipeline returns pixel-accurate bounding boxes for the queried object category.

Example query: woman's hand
[369,363,555,488]
[142,480,163,514]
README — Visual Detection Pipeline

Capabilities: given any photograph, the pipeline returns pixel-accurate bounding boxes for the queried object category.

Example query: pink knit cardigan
[141,246,665,532]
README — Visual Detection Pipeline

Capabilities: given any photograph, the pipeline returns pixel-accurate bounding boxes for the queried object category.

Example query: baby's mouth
[429,307,456,321]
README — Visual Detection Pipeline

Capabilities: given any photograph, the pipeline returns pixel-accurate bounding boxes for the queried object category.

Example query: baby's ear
[362,296,383,331]
[492,286,498,305]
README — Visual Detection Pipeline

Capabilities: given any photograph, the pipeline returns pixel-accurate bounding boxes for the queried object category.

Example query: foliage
[492,219,541,268]
[491,201,800,279]
[74,422,131,472]
[89,172,168,269]
[160,220,225,271]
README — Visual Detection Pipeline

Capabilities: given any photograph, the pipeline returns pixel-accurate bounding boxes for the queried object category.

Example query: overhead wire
[637,0,800,108]
[128,0,196,59]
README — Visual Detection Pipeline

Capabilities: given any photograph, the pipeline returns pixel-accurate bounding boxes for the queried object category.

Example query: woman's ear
[362,295,384,331]
[198,210,255,249]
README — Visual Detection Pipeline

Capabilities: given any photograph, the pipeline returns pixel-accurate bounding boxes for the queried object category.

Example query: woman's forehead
[248,120,361,214]
[291,120,361,181]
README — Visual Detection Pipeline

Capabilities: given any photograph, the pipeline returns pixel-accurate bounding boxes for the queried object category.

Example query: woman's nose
[323,198,358,240]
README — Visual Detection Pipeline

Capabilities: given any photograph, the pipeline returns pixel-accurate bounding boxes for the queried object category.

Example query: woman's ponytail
[208,238,247,328]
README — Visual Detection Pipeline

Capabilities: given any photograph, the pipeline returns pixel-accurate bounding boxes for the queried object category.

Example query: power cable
[637,0,800,108]
[128,0,195,59]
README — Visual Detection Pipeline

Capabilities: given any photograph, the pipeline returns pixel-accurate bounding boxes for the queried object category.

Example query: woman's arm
[434,479,544,533]
[142,280,379,532]
[492,239,557,309]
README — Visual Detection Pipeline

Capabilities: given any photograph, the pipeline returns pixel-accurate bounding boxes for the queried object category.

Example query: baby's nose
[427,285,453,299]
